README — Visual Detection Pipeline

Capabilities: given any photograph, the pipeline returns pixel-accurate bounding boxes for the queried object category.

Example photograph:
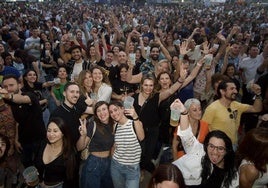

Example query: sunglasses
[227,108,238,120]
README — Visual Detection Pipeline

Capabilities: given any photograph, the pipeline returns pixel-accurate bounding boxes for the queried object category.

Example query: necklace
[141,93,149,99]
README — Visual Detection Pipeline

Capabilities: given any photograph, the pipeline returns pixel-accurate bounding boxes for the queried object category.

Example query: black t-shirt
[50,103,84,144]
[6,92,46,144]
[112,79,137,95]
[98,60,118,82]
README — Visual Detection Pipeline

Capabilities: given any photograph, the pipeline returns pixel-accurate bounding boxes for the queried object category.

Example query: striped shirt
[113,119,141,165]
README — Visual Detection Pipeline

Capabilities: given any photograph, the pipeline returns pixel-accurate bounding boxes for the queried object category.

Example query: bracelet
[181,110,188,115]
[179,54,184,60]
[133,117,139,121]
[177,78,184,84]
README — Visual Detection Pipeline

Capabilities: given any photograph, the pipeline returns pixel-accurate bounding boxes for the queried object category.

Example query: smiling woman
[34,117,77,188]
[108,101,144,188]
[77,101,114,188]
[90,66,112,103]
[172,99,239,188]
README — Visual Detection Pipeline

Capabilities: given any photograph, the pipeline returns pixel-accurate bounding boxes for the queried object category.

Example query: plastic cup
[23,166,39,187]
[53,78,61,84]
[129,53,136,65]
[123,96,134,109]
[170,107,180,127]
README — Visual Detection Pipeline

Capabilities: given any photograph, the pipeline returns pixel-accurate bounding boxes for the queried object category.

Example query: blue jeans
[110,158,140,188]
[80,155,113,188]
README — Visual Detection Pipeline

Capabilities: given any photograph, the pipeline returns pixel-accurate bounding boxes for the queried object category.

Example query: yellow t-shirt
[202,100,249,144]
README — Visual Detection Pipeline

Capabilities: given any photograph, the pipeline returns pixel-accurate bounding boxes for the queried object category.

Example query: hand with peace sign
[79,118,87,137]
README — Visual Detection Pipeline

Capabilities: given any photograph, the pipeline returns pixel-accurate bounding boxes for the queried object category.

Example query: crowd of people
[0,1,268,188]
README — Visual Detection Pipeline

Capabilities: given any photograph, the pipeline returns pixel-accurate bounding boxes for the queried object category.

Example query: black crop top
[35,142,66,183]
[88,122,114,152]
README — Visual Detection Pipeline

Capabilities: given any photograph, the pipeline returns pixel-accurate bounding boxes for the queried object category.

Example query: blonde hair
[77,70,92,97]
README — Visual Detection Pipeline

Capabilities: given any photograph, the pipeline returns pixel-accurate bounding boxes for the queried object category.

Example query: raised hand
[251,84,262,96]
[79,118,87,137]
[124,108,138,119]
[170,99,186,113]
[217,32,226,42]
[85,93,93,106]
[179,41,190,55]
[193,27,200,34]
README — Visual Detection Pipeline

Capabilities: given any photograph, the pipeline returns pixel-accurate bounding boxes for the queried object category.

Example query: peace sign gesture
[79,118,87,137]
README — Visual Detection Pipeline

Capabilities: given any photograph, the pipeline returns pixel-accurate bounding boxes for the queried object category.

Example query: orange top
[174,120,209,159]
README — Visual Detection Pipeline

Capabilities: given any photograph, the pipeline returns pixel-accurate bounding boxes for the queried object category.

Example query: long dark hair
[47,117,77,180]
[201,130,236,188]
[22,69,38,90]
[148,164,186,188]
[236,127,268,174]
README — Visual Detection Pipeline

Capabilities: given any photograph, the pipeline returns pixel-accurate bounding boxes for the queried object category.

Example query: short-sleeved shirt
[51,103,84,143]
[202,100,249,144]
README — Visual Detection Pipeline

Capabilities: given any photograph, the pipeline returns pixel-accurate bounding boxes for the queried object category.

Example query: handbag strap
[85,120,96,147]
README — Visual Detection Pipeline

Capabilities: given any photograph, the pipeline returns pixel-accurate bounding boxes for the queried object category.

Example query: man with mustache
[202,80,262,150]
